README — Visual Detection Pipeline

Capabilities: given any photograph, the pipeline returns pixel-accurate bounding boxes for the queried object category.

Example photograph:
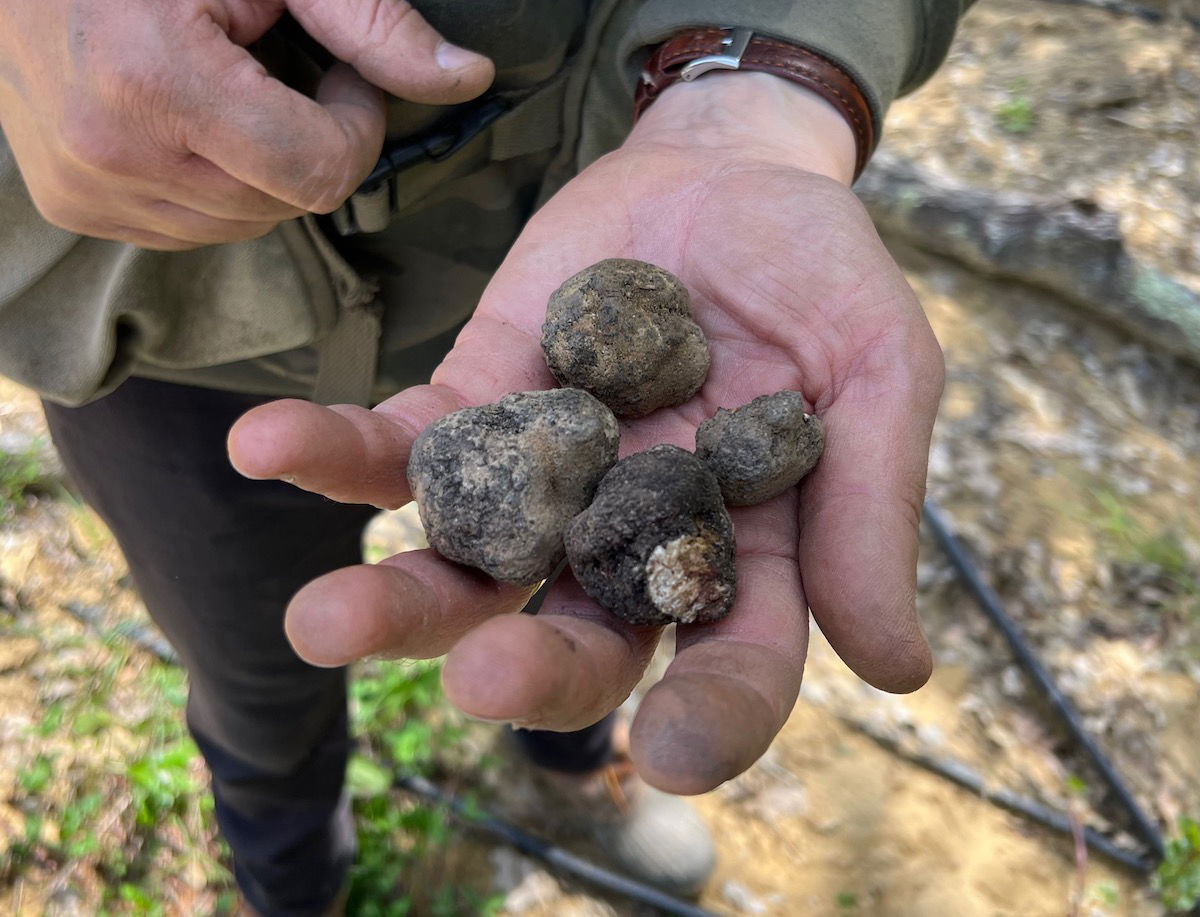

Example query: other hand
[0,0,493,249]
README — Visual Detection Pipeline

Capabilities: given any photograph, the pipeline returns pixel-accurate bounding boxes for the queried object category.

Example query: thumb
[287,0,494,104]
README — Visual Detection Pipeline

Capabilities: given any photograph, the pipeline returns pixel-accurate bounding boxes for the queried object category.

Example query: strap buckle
[332,95,512,236]
[679,28,753,82]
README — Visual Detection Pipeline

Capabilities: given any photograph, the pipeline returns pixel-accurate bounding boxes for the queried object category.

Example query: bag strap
[331,72,569,236]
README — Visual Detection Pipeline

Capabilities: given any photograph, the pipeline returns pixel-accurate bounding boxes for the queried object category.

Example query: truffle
[541,258,711,417]
[565,445,736,626]
[407,389,619,585]
[694,391,824,506]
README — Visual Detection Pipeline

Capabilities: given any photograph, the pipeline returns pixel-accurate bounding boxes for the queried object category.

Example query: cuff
[571,0,971,170]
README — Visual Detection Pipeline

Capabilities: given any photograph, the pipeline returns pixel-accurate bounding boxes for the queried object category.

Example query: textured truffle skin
[407,389,619,586]
[694,391,824,506]
[541,259,711,418]
[565,445,736,626]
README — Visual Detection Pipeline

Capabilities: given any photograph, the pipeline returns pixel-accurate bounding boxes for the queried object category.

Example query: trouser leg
[512,717,617,773]
[42,378,375,917]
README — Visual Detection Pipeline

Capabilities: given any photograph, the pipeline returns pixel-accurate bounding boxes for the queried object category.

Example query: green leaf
[347,755,393,797]
[17,754,54,795]
[72,707,113,737]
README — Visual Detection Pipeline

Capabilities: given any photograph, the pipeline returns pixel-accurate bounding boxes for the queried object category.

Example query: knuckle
[32,192,89,234]
[57,107,130,174]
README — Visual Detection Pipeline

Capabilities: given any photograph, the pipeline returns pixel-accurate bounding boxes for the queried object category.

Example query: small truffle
[407,389,619,585]
[541,258,711,418]
[565,445,736,626]
[695,391,824,506]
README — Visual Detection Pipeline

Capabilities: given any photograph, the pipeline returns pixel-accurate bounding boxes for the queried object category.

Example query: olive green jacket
[0,0,975,406]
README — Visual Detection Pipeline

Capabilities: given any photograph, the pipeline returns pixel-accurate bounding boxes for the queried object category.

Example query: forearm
[625,71,857,185]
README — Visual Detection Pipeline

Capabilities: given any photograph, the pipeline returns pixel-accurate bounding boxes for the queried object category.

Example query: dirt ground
[2,1,1199,915]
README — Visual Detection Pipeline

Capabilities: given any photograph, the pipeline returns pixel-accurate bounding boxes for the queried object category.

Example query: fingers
[799,326,944,694]
[285,549,535,666]
[441,578,662,731]
[189,58,387,213]
[629,553,809,795]
[5,0,489,246]
[291,0,494,105]
[28,167,279,249]
[227,385,465,507]
[159,157,306,223]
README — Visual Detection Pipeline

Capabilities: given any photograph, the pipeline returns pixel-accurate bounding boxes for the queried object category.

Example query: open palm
[229,124,944,795]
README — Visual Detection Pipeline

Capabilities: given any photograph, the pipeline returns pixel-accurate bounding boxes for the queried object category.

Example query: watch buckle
[679,28,753,82]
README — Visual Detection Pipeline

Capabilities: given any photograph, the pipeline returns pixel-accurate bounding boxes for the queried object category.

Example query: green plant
[1095,492,1200,637]
[59,790,104,858]
[995,82,1036,134]
[1155,816,1200,912]
[346,660,496,913]
[126,738,204,827]
[1086,879,1119,909]
[0,441,43,517]
[1065,774,1088,797]
[117,882,166,916]
[17,753,55,794]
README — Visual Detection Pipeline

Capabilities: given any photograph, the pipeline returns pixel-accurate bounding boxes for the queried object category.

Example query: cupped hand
[0,0,493,249]
[228,74,945,794]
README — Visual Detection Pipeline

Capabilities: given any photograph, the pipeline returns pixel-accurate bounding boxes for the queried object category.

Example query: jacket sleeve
[568,0,976,170]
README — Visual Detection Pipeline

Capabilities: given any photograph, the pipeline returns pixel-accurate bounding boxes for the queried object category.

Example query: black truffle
[407,389,619,585]
[541,259,711,418]
[565,445,736,626]
[695,391,824,506]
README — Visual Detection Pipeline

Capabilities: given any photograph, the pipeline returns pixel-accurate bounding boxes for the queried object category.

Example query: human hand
[228,72,945,794]
[0,0,493,249]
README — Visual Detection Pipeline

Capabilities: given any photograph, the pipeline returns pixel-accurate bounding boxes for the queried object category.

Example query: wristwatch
[634,27,877,181]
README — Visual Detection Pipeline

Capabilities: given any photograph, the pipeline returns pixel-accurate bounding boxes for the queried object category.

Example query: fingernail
[436,40,481,71]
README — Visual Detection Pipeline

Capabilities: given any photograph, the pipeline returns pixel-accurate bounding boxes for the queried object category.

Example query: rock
[540,259,710,417]
[857,152,1200,368]
[565,445,736,625]
[695,391,824,505]
[407,389,619,585]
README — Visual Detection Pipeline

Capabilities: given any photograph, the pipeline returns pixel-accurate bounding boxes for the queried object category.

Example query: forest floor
[2,1,1199,915]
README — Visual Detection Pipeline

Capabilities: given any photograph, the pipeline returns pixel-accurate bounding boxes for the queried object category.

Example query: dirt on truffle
[565,445,736,626]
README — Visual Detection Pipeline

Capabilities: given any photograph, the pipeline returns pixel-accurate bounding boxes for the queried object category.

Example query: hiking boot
[495,723,717,897]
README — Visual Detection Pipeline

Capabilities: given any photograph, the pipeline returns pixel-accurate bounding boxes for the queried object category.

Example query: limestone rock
[695,391,823,506]
[407,389,619,585]
[565,445,736,626]
[541,259,710,418]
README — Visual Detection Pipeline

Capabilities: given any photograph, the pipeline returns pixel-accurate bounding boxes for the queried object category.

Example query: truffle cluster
[407,258,825,626]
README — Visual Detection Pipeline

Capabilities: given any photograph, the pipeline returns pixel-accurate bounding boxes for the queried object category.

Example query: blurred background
[2,0,1199,914]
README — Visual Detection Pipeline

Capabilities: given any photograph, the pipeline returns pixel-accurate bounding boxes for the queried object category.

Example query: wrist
[626,71,858,186]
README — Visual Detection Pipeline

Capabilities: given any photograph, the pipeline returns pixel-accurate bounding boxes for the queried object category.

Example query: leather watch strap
[634,27,877,181]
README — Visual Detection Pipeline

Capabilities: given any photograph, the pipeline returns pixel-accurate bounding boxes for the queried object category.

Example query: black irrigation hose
[837,717,1151,873]
[395,774,724,917]
[922,499,1166,861]
[64,506,1176,906]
